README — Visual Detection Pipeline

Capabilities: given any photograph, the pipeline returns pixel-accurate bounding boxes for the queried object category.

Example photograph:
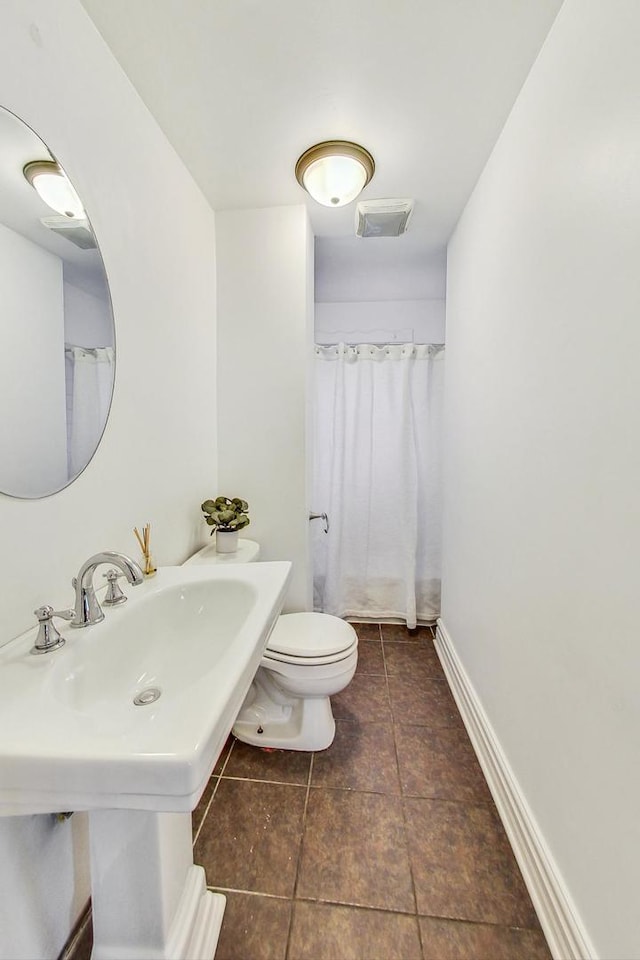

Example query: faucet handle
[34,605,74,621]
[102,569,128,606]
[31,606,74,655]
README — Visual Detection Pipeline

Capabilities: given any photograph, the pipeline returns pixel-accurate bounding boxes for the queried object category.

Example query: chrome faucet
[70,551,144,628]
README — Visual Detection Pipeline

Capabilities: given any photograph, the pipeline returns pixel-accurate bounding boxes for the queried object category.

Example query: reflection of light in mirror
[23,160,85,219]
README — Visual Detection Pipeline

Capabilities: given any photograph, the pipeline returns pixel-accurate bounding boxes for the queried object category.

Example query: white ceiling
[79,0,563,300]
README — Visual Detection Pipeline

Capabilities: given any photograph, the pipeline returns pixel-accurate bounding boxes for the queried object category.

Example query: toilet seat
[266,612,356,661]
[263,644,357,667]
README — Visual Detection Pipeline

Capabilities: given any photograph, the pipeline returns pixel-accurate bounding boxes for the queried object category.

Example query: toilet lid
[267,613,357,659]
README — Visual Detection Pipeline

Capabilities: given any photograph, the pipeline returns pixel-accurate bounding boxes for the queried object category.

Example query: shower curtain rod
[315,327,415,346]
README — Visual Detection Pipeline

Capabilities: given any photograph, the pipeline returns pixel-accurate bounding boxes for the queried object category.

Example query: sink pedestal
[89,809,224,960]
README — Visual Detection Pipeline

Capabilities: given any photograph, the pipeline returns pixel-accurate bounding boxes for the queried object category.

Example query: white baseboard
[435,619,596,960]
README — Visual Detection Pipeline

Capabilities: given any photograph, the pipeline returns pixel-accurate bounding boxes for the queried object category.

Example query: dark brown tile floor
[64,622,551,960]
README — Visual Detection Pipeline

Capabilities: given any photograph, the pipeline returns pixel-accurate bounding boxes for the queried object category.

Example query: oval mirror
[0,106,115,499]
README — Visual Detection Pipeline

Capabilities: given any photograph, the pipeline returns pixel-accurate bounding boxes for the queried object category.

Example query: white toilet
[184,539,358,751]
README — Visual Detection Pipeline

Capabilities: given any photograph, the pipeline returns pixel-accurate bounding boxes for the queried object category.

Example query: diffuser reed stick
[134,523,156,577]
[133,527,145,554]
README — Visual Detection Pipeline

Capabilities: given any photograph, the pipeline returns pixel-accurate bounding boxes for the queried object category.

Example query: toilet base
[232,685,336,751]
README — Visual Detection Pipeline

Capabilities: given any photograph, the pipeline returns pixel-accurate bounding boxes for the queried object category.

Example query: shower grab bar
[309,512,329,534]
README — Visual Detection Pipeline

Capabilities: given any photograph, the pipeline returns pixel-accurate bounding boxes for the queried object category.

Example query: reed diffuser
[134,523,157,577]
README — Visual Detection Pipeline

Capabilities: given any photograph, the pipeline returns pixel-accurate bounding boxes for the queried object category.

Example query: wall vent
[355,198,414,238]
[40,216,96,250]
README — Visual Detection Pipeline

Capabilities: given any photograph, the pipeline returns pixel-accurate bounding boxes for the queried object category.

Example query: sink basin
[0,561,291,816]
[0,559,292,959]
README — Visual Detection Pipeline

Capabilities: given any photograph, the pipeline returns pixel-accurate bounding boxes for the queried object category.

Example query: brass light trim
[23,159,85,219]
[295,140,375,206]
[295,140,375,189]
[23,159,60,185]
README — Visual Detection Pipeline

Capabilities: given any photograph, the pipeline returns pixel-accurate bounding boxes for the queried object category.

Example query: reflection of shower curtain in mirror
[65,345,114,478]
[312,343,444,628]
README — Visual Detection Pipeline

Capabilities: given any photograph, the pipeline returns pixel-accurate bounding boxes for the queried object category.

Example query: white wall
[0,2,216,957]
[64,279,113,347]
[314,235,446,346]
[315,237,446,303]
[315,299,445,344]
[0,222,67,496]
[442,1,640,957]
[216,206,314,612]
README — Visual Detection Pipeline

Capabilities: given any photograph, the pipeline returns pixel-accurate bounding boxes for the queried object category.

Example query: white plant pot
[216,529,239,553]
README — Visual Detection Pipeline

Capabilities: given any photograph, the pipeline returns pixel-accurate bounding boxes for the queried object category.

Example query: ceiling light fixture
[295,140,375,208]
[23,160,85,219]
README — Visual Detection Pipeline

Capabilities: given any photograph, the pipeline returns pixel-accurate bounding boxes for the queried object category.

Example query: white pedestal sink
[89,809,222,960]
[0,561,292,959]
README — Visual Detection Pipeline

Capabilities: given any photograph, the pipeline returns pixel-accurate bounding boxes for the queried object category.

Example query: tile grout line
[205,882,539,931]
[192,738,236,848]
[393,708,424,932]
[218,770,419,798]
[217,737,236,778]
[380,624,395,727]
[207,885,292,901]
[380,624,389,680]
[220,774,310,788]
[394,743,427,959]
[385,622,428,960]
[382,621,425,955]
[284,751,315,959]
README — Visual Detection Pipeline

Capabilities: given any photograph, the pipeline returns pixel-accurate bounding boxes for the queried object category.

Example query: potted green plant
[201,496,250,553]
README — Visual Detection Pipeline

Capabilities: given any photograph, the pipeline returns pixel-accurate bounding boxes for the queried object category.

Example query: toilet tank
[183,539,260,566]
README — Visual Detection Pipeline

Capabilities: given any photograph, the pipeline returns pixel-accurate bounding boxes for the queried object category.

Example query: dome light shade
[295,141,374,207]
[23,160,85,219]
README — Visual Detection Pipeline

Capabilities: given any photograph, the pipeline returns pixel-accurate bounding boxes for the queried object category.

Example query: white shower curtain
[312,342,444,628]
[65,345,114,478]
